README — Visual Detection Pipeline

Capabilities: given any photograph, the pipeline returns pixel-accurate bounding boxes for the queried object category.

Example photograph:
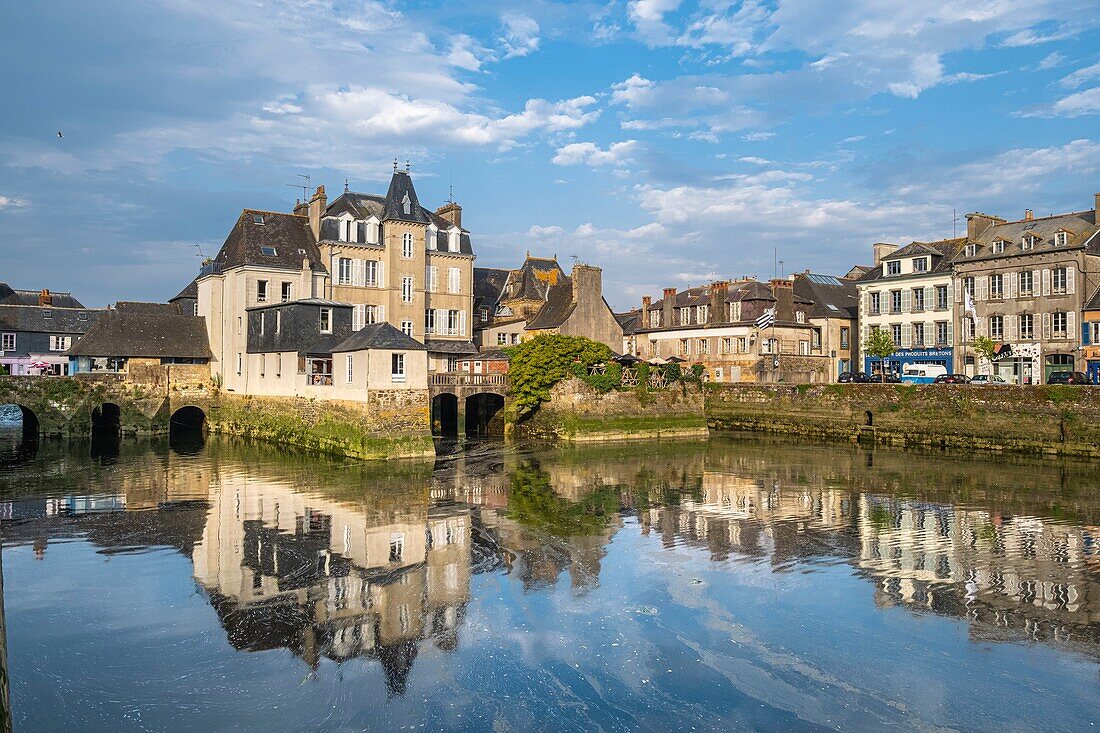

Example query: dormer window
[964,244,977,257]
[252,214,265,225]
[992,240,1006,254]
[448,227,461,253]
[1054,230,1068,246]
[260,246,277,257]
[1022,235,1036,250]
[426,224,437,251]
[401,192,411,216]
[912,257,928,273]
[340,216,358,243]
[886,260,900,276]
[366,217,380,245]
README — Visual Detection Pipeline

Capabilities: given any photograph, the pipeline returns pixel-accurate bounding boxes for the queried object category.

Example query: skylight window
[252,214,265,225]
[261,246,277,257]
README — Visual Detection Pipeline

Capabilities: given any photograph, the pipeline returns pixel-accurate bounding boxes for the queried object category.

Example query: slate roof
[793,273,859,320]
[68,310,212,359]
[615,310,641,335]
[501,256,566,302]
[955,209,1100,264]
[0,305,99,334]
[856,237,966,283]
[0,283,85,309]
[208,210,326,275]
[170,278,198,302]
[246,297,349,312]
[1084,285,1100,312]
[382,170,432,224]
[424,339,479,355]
[115,301,186,316]
[332,322,425,353]
[524,280,576,330]
[321,186,475,256]
[474,267,509,303]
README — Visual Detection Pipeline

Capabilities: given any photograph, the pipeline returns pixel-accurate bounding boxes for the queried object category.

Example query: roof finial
[405,159,410,173]
[393,158,398,174]
[344,178,349,193]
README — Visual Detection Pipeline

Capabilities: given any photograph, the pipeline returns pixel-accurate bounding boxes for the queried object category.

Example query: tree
[972,335,997,376]
[863,327,896,383]
[505,333,613,418]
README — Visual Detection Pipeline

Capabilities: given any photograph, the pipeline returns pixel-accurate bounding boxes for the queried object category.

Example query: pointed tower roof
[382,169,431,224]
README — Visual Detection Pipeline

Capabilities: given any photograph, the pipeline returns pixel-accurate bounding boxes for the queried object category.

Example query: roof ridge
[997,209,1095,225]
[243,208,308,218]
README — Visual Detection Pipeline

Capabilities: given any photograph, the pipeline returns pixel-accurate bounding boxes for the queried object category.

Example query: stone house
[632,278,824,383]
[1082,286,1100,383]
[791,272,859,379]
[951,198,1100,383]
[0,285,100,376]
[855,238,964,377]
[473,255,623,352]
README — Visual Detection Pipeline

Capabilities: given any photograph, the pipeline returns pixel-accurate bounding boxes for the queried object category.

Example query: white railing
[429,372,508,387]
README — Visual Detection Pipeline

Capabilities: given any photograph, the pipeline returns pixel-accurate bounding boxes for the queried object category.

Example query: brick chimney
[1094,192,1100,221]
[570,264,602,306]
[709,281,728,324]
[661,288,676,328]
[641,296,652,328]
[872,243,898,266]
[1024,209,1034,221]
[436,202,462,229]
[769,279,794,321]
[966,212,1003,240]
[299,185,326,241]
[38,289,52,307]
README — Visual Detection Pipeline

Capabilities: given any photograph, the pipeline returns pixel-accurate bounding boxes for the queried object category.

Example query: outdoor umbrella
[647,356,667,365]
[666,356,687,363]
[614,354,642,365]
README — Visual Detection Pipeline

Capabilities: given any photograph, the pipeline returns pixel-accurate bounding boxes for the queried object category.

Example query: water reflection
[1,436,1098,730]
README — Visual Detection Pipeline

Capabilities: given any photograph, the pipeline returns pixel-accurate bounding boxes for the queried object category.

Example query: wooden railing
[429,372,508,388]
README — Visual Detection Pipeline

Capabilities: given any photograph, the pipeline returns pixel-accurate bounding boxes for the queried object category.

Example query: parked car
[970,374,1008,385]
[933,374,971,384]
[838,371,873,383]
[880,373,902,384]
[1046,371,1091,385]
[901,364,947,384]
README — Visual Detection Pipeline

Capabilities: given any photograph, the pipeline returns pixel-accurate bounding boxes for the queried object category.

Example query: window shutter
[901,289,910,313]
[378,305,385,323]
[378,261,385,289]
[460,310,467,336]
[924,286,933,308]
[437,308,446,335]
[1042,312,1051,340]
[975,316,985,338]
[901,323,911,348]
[946,322,953,347]
[1042,269,1051,296]
[1008,271,1017,299]
[1005,314,1015,342]
[425,266,431,293]
[1084,320,1092,346]
[1067,311,1076,340]
[978,276,988,301]
[954,279,962,303]
[1067,266,1075,295]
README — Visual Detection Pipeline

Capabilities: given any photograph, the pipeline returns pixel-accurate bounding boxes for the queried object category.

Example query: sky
[1,1,1099,310]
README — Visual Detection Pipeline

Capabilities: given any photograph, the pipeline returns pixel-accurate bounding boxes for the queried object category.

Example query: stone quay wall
[206,390,434,460]
[513,378,708,442]
[705,384,1100,458]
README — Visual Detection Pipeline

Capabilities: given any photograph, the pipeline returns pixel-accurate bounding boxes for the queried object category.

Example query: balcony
[429,372,508,387]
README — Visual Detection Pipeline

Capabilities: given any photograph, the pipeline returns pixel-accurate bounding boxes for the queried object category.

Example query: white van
[900,364,947,384]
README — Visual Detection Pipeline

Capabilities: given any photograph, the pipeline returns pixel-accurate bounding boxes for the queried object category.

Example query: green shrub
[664,362,682,382]
[506,333,613,417]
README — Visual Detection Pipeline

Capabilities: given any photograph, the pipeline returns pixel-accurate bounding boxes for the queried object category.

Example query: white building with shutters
[855,238,965,378]
[951,201,1100,383]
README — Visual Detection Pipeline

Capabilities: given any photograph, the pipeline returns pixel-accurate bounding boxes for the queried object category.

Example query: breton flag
[755,307,776,329]
[964,289,977,318]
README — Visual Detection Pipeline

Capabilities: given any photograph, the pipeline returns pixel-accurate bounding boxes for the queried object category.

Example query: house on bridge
[0,284,100,376]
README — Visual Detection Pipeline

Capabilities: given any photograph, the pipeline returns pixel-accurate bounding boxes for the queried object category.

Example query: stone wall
[513,378,708,442]
[705,384,1100,458]
[206,390,433,460]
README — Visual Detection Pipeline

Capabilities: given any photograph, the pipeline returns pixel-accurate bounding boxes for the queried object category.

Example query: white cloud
[447,34,493,71]
[1050,88,1100,117]
[743,131,776,141]
[1000,24,1080,47]
[1036,52,1065,70]
[738,156,771,165]
[499,13,540,59]
[628,0,682,45]
[552,140,639,166]
[1061,61,1100,88]
[0,195,28,210]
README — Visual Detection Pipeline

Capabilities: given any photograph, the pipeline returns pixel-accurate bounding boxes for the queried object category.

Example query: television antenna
[286,173,311,202]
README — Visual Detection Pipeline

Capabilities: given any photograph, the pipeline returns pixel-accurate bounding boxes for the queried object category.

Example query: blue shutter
[1084,320,1092,346]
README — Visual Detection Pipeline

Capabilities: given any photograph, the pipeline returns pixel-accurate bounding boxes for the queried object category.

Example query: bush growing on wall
[506,333,613,418]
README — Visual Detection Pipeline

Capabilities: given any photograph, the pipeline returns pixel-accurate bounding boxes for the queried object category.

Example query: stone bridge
[0,368,215,438]
[427,373,509,437]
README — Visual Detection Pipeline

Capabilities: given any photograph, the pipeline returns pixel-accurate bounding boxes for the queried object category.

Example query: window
[425,226,436,251]
[1022,235,1035,251]
[252,214,265,225]
[811,328,821,349]
[869,292,881,315]
[236,353,243,375]
[42,310,52,319]
[391,353,406,382]
[338,257,352,285]
[1053,311,1068,338]
[402,276,414,303]
[401,320,413,336]
[389,533,405,562]
[913,258,928,272]
[402,232,413,258]
[260,246,277,257]
[989,315,1004,340]
[259,312,265,335]
[1091,322,1100,344]
[990,274,1003,299]
[366,218,379,244]
[890,290,902,314]
[237,316,242,335]
[1019,313,1034,340]
[697,305,709,322]
[912,323,924,347]
[275,311,281,334]
[365,260,379,287]
[3,332,18,350]
[965,244,977,257]
[341,218,357,242]
[448,228,461,252]
[276,353,281,377]
[913,288,925,312]
[319,308,332,334]
[698,338,709,354]
[679,339,689,356]
[49,335,71,351]
[281,282,293,302]
[346,354,354,384]
[992,241,1005,254]
[447,268,460,294]
[890,324,902,344]
[936,321,948,346]
[886,260,901,276]
[446,309,463,336]
[497,333,509,345]
[963,276,975,297]
[679,307,691,325]
[424,309,435,335]
[194,302,199,316]
[1052,267,1067,294]
[721,337,733,354]
[1054,231,1068,246]
[257,280,268,303]
[840,327,850,349]
[1019,270,1034,296]
[259,354,265,378]
[425,265,438,293]
[480,307,489,322]
[795,311,806,323]
[935,285,948,310]
[737,337,748,353]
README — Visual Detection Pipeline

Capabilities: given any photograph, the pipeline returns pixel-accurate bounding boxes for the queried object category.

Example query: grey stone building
[0,285,99,375]
[952,196,1100,383]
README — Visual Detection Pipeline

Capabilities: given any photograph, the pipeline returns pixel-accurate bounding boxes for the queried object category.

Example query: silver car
[970,374,1008,385]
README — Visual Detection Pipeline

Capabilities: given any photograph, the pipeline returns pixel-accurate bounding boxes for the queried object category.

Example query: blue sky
[1,1,1099,309]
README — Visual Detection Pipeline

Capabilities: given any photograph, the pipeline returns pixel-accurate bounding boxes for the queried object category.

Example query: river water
[0,429,1098,732]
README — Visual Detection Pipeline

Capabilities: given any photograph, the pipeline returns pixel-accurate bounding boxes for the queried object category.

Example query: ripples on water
[1,431,1098,732]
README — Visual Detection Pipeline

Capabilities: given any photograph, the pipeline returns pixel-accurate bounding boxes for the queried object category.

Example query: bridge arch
[0,402,40,439]
[91,402,122,438]
[431,394,459,436]
[465,393,505,437]
[169,405,207,453]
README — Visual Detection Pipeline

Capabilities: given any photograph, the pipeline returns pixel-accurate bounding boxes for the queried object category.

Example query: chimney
[1024,209,1034,221]
[306,185,326,241]
[770,279,794,321]
[436,202,462,229]
[570,264,601,305]
[38,289,52,307]
[642,296,652,328]
[709,281,729,324]
[872,242,898,266]
[1094,192,1100,220]
[661,288,676,328]
[965,212,1002,240]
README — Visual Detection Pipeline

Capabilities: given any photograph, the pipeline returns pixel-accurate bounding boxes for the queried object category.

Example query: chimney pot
[1025,209,1034,221]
